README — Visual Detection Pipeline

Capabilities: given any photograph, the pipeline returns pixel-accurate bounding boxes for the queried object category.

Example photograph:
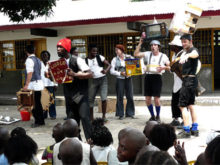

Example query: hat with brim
[169,35,182,47]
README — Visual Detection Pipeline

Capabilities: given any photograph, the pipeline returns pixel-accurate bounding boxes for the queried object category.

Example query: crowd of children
[0,118,220,165]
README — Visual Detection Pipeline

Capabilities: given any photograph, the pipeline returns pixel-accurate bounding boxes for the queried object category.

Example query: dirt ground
[1,105,220,164]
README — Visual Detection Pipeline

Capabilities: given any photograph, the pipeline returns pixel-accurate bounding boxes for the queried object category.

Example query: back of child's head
[11,127,26,137]
[195,153,207,165]
[63,119,79,138]
[135,150,177,165]
[143,120,158,139]
[149,123,176,151]
[0,127,9,153]
[59,138,82,165]
[4,133,38,164]
[91,118,113,147]
[52,123,65,143]
[205,135,220,164]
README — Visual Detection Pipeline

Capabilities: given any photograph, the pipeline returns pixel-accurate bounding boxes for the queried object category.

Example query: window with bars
[193,29,212,65]
[70,33,172,62]
[71,37,87,59]
[0,39,46,70]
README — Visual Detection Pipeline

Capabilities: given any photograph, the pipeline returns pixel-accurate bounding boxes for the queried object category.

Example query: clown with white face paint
[134,38,170,123]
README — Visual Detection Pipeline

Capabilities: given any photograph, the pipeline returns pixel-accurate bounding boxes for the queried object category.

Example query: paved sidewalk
[0,105,219,163]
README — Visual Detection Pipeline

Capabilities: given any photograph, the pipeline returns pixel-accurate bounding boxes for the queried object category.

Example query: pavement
[0,104,220,164]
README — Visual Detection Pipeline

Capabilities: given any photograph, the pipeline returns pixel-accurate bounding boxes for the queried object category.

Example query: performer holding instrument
[23,45,45,128]
[169,35,184,127]
[110,44,135,120]
[134,38,170,123]
[177,34,199,139]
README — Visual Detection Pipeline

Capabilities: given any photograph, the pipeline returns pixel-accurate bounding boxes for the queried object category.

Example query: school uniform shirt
[172,53,182,93]
[143,51,169,75]
[53,137,91,165]
[110,54,133,79]
[41,62,58,87]
[92,145,119,165]
[25,54,44,91]
[87,55,105,79]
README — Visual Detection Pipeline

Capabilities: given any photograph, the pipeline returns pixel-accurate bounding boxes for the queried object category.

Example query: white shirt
[25,54,44,91]
[87,55,105,79]
[53,137,91,165]
[92,145,119,165]
[66,57,90,72]
[110,54,133,79]
[41,62,57,87]
[143,51,169,75]
[172,53,182,93]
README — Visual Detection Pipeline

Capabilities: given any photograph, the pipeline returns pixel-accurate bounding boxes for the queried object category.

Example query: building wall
[0,17,217,95]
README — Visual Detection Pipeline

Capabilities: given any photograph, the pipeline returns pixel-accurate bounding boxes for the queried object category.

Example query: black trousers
[171,90,182,118]
[32,91,45,125]
[65,95,91,140]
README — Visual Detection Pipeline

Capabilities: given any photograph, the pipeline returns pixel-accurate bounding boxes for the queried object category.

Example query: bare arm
[23,72,33,90]
[134,38,145,58]
[67,69,93,79]
[101,59,111,74]
[90,149,97,165]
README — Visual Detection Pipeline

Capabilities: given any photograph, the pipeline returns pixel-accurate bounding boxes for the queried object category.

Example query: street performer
[177,34,199,138]
[134,38,170,123]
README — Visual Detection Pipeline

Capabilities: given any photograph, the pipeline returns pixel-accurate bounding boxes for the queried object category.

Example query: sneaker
[177,131,191,139]
[149,116,156,121]
[170,119,181,126]
[176,122,184,129]
[190,128,199,137]
[156,116,161,123]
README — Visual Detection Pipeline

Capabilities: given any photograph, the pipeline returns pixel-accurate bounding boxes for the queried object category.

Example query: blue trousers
[43,87,57,118]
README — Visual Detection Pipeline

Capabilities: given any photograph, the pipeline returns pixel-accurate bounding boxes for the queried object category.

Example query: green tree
[0,0,56,22]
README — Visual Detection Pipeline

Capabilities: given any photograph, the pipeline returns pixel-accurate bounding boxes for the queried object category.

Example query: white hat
[169,35,182,47]
[150,40,161,46]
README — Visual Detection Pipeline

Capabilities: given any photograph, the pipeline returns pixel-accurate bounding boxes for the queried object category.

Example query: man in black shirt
[177,34,199,139]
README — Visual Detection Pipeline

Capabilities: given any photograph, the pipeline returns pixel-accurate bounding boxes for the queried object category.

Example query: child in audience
[42,123,65,164]
[149,123,177,151]
[4,131,38,165]
[135,151,177,165]
[0,127,9,165]
[58,138,83,165]
[91,118,118,164]
[117,127,147,165]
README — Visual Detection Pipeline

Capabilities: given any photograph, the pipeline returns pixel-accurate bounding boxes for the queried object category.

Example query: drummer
[134,38,170,123]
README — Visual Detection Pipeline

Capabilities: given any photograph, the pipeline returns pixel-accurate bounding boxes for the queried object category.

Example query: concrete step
[1,95,220,106]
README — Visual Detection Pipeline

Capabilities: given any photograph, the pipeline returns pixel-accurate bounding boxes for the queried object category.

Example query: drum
[146,64,160,74]
[16,89,34,112]
[170,58,201,79]
[41,88,54,111]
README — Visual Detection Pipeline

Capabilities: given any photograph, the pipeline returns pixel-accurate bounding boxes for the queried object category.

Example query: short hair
[26,45,35,54]
[70,47,77,54]
[0,127,9,151]
[149,124,177,151]
[88,44,97,52]
[180,34,192,41]
[135,151,177,165]
[91,118,113,147]
[4,134,38,164]
[11,127,26,137]
[40,50,51,59]
[205,135,220,164]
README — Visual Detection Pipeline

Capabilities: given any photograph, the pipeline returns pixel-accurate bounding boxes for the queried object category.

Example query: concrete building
[0,0,220,95]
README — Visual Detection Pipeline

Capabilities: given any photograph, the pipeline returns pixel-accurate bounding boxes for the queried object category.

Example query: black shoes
[191,128,199,137]
[119,116,123,120]
[177,131,191,139]
[170,119,181,126]
[31,123,45,128]
[148,116,161,123]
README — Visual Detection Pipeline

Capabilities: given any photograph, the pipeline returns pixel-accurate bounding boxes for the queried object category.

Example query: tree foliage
[0,0,56,22]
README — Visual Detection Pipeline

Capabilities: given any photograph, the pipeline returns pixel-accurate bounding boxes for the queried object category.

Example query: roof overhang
[0,10,219,32]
